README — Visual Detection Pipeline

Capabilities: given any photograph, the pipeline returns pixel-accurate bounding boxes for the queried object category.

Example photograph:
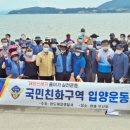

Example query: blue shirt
[110,53,129,80]
[72,54,86,77]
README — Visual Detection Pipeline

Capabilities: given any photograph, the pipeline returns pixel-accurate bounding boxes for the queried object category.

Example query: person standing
[85,39,98,82]
[109,44,129,83]
[20,47,38,80]
[96,40,114,83]
[0,46,7,78]
[53,42,72,81]
[36,42,55,80]
[90,34,100,49]
[120,34,128,52]
[72,47,86,81]
[109,33,120,52]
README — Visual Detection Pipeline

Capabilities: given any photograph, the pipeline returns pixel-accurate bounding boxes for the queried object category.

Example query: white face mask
[61,50,66,54]
[96,46,101,50]
[78,39,83,44]
[102,46,109,51]
[12,56,19,62]
[127,40,130,43]
[26,52,33,57]
[21,36,26,41]
[81,32,85,35]
[115,50,122,55]
[92,38,97,41]
[44,48,49,53]
[128,47,130,51]
[87,45,93,49]
[112,42,117,46]
[51,44,57,48]
[22,49,26,53]
[75,52,80,56]
[2,43,8,47]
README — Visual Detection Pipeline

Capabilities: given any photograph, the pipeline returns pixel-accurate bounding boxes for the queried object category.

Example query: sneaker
[105,111,119,116]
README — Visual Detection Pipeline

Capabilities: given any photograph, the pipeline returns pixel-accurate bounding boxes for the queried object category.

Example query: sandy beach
[0,106,130,130]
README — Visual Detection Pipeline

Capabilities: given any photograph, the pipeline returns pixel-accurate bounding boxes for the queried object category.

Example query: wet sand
[0,106,130,130]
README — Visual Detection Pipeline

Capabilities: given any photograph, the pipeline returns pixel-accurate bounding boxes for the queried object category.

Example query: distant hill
[8,0,130,14]
[8,7,97,14]
[98,0,130,10]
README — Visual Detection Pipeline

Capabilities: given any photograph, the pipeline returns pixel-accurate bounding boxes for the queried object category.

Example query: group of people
[0,28,130,84]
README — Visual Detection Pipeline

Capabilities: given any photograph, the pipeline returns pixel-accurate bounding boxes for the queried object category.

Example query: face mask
[21,36,26,41]
[120,38,124,41]
[75,52,80,56]
[92,38,97,41]
[81,32,85,35]
[61,50,66,54]
[96,46,101,50]
[2,43,8,47]
[102,46,109,51]
[36,41,41,45]
[78,39,83,44]
[87,45,93,49]
[51,44,57,48]
[128,47,130,51]
[115,50,122,55]
[112,42,117,46]
[26,52,33,57]
[12,56,19,62]
[22,49,26,53]
[127,40,130,43]
[44,48,49,53]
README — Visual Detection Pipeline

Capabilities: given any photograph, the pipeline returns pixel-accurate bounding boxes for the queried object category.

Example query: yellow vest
[36,51,55,76]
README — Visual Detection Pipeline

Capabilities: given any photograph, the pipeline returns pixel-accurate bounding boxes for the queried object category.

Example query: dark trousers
[24,75,38,80]
[56,73,71,81]
[114,79,127,84]
[98,72,112,83]
[40,76,54,81]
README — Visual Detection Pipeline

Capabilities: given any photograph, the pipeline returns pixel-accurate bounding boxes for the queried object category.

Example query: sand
[0,106,130,130]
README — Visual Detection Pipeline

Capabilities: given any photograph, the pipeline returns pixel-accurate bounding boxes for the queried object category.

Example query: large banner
[0,78,130,110]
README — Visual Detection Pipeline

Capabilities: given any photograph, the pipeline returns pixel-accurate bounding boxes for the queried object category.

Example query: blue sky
[0,0,110,10]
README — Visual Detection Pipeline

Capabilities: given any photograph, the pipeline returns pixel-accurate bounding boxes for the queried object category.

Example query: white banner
[0,78,130,110]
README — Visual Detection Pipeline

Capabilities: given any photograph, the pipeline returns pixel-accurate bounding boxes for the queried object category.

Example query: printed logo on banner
[9,86,24,99]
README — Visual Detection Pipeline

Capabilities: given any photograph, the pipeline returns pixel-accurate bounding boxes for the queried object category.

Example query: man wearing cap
[34,36,43,54]
[76,35,87,51]
[109,33,120,52]
[50,38,60,56]
[72,47,86,81]
[0,46,7,78]
[90,34,100,49]
[78,28,89,43]
[36,42,55,80]
[5,51,25,79]
[53,42,72,81]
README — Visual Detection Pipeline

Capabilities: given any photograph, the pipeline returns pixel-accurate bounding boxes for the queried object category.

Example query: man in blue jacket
[53,42,72,81]
[108,44,129,83]
[72,47,86,81]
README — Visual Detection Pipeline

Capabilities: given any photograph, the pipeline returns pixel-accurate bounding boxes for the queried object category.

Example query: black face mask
[52,47,57,53]
[36,41,41,45]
